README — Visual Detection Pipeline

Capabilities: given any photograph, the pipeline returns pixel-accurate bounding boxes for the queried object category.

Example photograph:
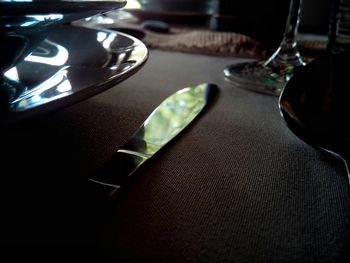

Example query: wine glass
[224,0,305,96]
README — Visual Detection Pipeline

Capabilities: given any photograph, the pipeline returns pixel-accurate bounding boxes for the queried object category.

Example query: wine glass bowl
[279,53,350,180]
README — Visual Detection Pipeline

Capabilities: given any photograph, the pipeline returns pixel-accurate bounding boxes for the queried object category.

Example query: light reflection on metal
[56,78,72,93]
[125,0,141,9]
[4,67,19,82]
[128,44,145,62]
[97,31,135,53]
[90,83,218,192]
[97,31,136,70]
[25,14,61,22]
[0,0,127,31]
[10,67,72,111]
[24,40,69,66]
[110,53,126,69]
[2,0,32,2]
[0,26,148,120]
[96,15,114,24]
[140,84,212,151]
[2,13,64,28]
[102,33,117,49]
[97,31,108,42]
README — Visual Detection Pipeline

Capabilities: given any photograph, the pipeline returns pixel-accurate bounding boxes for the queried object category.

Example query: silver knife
[90,83,218,196]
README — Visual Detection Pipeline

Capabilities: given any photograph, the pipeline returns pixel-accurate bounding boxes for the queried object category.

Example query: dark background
[137,0,332,48]
[214,0,331,47]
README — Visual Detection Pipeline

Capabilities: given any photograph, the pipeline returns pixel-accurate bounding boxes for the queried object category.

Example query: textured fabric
[0,50,349,261]
[143,27,327,59]
[143,28,267,58]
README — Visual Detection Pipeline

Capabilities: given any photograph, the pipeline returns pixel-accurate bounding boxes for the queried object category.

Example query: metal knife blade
[90,83,218,195]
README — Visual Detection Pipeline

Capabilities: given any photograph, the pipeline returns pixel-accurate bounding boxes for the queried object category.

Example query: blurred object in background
[75,0,330,58]
[211,0,331,48]
[210,0,289,48]
[137,0,215,13]
[327,0,350,54]
[299,0,331,34]
[127,0,216,25]
[126,0,331,49]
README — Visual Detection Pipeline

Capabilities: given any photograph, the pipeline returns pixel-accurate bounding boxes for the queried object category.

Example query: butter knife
[90,83,218,196]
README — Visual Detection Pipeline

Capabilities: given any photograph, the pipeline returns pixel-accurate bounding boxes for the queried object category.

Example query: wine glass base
[224,61,292,96]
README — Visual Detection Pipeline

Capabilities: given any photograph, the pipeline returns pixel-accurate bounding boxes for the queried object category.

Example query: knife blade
[90,83,218,196]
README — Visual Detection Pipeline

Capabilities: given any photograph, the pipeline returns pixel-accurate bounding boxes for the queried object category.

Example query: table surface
[0,49,349,261]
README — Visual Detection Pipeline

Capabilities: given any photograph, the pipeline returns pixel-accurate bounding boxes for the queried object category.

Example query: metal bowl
[0,0,126,73]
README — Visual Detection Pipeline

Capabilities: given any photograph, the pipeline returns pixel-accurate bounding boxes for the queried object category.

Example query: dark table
[0,50,349,262]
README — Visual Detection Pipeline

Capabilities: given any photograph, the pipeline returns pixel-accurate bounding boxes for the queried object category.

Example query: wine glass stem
[283,0,301,44]
[264,0,305,67]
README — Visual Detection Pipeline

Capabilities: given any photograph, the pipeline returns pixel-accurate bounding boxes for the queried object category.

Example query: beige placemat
[143,28,268,58]
[298,34,328,53]
[143,28,328,59]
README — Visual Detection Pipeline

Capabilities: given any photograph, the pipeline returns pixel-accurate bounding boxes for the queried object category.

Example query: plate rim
[1,25,149,124]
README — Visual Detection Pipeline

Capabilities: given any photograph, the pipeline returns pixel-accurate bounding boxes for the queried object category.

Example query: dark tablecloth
[1,50,349,262]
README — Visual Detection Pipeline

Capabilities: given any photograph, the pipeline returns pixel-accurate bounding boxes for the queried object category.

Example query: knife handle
[90,151,146,196]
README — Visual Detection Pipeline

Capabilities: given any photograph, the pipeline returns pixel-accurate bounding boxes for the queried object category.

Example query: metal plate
[0,25,148,124]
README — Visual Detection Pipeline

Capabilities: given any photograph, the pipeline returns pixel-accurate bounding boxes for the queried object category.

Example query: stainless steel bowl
[0,0,127,73]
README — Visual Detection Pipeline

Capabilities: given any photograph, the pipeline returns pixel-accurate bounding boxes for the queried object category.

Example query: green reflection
[123,84,212,156]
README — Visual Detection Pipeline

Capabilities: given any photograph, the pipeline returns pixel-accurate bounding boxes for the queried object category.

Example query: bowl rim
[0,0,127,16]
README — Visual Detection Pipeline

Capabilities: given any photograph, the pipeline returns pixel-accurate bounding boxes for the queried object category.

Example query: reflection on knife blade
[90,83,218,196]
